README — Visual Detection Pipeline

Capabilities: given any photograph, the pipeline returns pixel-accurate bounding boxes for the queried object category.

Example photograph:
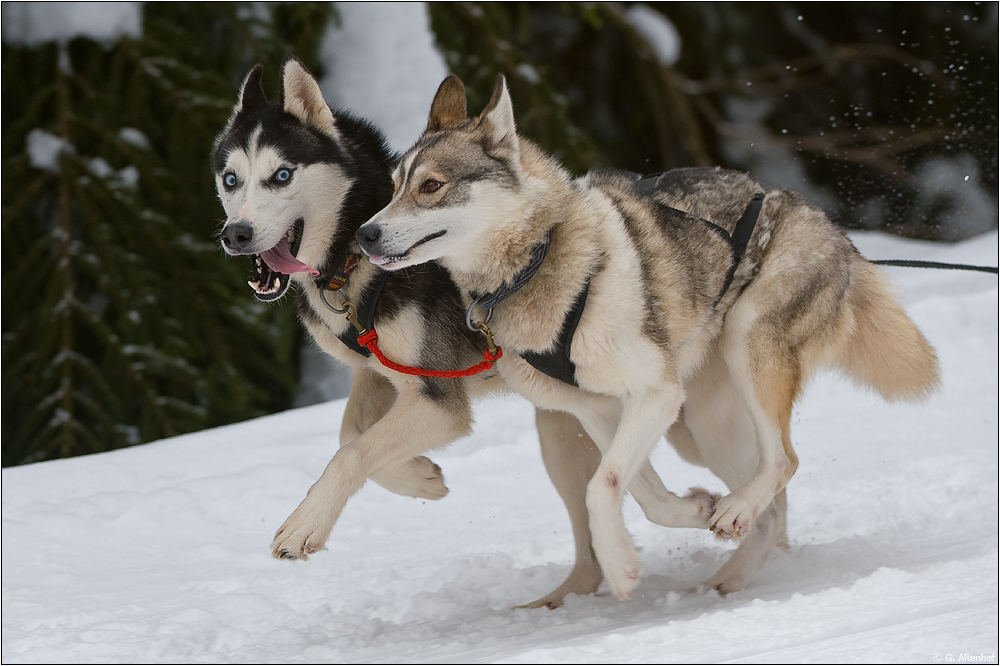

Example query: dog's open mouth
[248,218,319,301]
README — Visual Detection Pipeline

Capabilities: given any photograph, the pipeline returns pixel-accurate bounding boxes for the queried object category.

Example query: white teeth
[274,277,281,289]
[251,280,279,294]
[256,258,262,266]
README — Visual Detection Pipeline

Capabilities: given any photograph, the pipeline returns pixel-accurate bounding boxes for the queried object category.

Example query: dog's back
[593,166,939,400]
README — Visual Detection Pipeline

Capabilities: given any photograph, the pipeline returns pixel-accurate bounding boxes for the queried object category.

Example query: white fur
[217,142,349,269]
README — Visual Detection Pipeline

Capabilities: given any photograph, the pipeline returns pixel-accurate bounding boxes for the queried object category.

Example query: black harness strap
[334,269,390,357]
[520,279,590,387]
[636,173,765,306]
[714,192,764,306]
[634,172,662,197]
[523,176,765,388]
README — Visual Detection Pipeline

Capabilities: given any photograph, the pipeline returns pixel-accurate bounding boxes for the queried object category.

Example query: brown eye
[419,179,442,194]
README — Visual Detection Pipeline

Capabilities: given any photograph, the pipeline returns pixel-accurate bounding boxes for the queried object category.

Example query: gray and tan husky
[212,58,715,608]
[357,74,941,599]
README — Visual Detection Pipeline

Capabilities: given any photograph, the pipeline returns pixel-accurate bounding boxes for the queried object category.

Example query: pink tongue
[260,241,319,276]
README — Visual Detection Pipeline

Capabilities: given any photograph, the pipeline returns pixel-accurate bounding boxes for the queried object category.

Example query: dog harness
[512,174,765,388]
[464,229,587,385]
[519,280,590,386]
[318,254,502,376]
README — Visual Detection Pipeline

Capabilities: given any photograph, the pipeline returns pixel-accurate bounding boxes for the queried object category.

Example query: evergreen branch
[598,2,713,167]
[680,42,954,96]
[4,3,324,464]
[69,389,127,453]
[54,44,77,460]
[690,91,984,182]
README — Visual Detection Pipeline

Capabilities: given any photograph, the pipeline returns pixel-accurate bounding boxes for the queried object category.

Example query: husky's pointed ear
[477,74,518,160]
[230,64,267,123]
[427,75,468,131]
[281,55,340,140]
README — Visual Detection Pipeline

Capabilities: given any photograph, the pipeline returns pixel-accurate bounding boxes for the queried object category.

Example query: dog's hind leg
[699,490,786,594]
[272,376,472,560]
[518,408,604,609]
[709,351,798,540]
[341,367,448,500]
[679,351,787,593]
[709,296,802,541]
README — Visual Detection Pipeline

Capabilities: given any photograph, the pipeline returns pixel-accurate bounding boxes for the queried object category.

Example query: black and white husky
[211,58,716,608]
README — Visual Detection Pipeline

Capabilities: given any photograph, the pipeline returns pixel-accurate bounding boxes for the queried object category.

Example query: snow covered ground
[3,231,997,663]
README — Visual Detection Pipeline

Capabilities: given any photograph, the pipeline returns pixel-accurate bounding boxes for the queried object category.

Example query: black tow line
[871,259,998,274]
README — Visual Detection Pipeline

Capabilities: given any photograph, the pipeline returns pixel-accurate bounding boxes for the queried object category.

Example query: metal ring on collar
[465,296,493,332]
[319,285,348,314]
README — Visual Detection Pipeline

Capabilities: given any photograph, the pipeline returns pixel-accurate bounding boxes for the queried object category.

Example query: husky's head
[212,57,352,301]
[356,74,531,275]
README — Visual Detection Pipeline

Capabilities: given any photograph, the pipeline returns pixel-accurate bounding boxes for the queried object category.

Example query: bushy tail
[837,259,940,400]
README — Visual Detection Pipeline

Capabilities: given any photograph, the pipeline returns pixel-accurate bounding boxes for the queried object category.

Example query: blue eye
[223,173,237,188]
[275,168,291,183]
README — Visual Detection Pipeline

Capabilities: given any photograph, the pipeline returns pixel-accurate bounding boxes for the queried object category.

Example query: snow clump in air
[626,3,682,67]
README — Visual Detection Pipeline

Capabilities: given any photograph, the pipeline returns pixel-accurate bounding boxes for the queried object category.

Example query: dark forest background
[3,2,997,466]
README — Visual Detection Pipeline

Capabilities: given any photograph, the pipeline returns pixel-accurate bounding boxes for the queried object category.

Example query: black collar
[334,269,390,357]
[470,229,552,312]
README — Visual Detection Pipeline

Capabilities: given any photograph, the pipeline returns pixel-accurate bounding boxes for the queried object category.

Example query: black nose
[221,221,254,254]
[356,223,381,255]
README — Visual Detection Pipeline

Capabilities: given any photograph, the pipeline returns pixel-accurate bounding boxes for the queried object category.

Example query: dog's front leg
[340,367,448,500]
[585,386,685,600]
[271,378,472,560]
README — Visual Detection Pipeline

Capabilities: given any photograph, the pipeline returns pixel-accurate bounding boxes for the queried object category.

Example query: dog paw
[692,572,747,596]
[686,487,722,528]
[710,494,756,539]
[598,543,644,601]
[372,456,449,500]
[270,504,334,561]
[606,558,644,601]
[516,563,603,610]
[405,456,449,499]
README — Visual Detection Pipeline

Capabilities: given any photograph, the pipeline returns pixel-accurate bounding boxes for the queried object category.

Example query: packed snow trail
[2,232,997,663]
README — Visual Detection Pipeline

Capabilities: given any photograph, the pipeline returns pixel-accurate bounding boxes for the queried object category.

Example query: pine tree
[429,2,997,239]
[2,3,334,465]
